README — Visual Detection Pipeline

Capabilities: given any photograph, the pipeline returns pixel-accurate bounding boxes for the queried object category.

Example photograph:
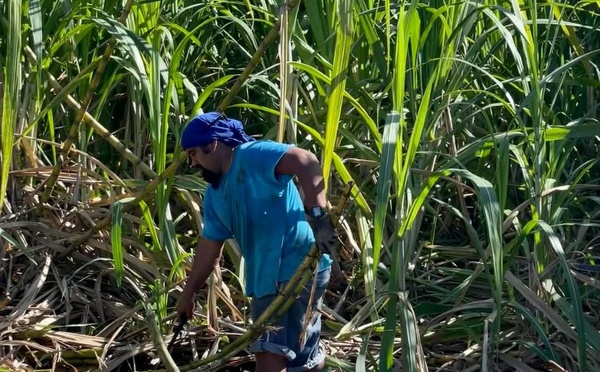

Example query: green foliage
[1,0,21,211]
[1,0,600,370]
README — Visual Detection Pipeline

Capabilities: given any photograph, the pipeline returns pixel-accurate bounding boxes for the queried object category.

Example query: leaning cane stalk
[216,0,302,113]
[43,67,157,179]
[40,0,136,203]
[148,181,354,372]
[298,181,352,347]
[0,13,160,181]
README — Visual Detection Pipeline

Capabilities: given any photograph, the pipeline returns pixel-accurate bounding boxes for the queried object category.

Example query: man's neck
[221,146,236,173]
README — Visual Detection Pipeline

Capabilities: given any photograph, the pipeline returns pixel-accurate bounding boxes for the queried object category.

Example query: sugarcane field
[1,0,600,371]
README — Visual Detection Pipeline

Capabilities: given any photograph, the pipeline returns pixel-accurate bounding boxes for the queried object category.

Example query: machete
[167,313,188,352]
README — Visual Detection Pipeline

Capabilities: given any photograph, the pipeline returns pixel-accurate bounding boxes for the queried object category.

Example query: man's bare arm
[182,237,224,296]
[275,147,326,209]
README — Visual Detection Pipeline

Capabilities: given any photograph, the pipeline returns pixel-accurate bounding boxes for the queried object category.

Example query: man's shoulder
[238,140,293,152]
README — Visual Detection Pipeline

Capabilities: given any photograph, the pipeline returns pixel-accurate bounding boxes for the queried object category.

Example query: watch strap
[306,205,327,218]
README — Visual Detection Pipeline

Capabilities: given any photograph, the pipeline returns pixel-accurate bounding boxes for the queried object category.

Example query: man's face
[186,144,222,188]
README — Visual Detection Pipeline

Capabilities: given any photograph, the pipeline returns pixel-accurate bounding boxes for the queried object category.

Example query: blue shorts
[249,266,331,372]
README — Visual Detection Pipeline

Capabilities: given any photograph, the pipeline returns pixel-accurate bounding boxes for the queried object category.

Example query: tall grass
[1,0,599,371]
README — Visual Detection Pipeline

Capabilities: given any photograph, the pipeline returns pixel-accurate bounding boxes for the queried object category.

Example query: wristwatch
[306,205,327,219]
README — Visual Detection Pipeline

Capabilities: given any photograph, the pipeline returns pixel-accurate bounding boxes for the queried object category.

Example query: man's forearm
[293,153,327,209]
[183,239,223,295]
[298,166,327,209]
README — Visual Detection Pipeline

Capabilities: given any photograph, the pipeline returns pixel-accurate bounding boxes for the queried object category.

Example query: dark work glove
[307,211,338,253]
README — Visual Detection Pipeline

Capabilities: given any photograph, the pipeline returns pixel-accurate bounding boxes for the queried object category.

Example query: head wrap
[180,112,255,150]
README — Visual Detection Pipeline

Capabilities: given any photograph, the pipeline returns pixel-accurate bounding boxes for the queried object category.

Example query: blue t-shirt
[201,140,332,298]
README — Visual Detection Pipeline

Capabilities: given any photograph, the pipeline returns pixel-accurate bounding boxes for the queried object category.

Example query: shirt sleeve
[201,188,233,241]
[244,141,294,184]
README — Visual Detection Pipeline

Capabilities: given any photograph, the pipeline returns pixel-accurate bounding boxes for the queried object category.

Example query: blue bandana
[181,112,255,150]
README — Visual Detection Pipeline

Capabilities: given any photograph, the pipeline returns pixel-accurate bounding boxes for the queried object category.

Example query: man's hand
[307,213,338,253]
[176,292,195,320]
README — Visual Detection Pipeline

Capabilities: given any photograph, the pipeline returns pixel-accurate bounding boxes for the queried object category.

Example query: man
[176,112,338,372]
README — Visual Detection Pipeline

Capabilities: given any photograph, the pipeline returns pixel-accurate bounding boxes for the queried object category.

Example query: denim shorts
[249,266,331,372]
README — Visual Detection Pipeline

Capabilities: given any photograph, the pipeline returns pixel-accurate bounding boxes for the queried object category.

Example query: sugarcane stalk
[147,182,353,372]
[40,0,136,203]
[147,297,181,372]
[216,0,302,113]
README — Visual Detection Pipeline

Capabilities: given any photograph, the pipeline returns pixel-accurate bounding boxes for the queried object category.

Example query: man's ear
[201,141,218,154]
[209,140,218,152]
